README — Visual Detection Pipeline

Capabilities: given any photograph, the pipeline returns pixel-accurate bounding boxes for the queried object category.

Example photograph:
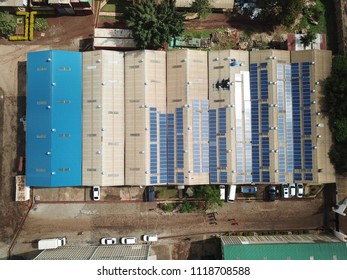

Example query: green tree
[193,185,223,210]
[325,56,347,174]
[300,30,316,49]
[34,18,49,33]
[180,201,195,213]
[124,0,184,49]
[0,11,16,38]
[256,0,304,27]
[191,0,212,20]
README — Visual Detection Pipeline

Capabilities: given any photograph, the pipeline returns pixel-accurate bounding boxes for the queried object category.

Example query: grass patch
[182,28,226,39]
[156,186,178,199]
[101,0,129,13]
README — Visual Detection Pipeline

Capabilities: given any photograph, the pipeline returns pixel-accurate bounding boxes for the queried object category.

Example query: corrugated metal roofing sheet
[223,243,347,260]
[34,245,150,260]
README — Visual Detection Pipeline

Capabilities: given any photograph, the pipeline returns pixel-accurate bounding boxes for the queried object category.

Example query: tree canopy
[256,0,304,27]
[300,30,317,49]
[324,56,347,173]
[193,185,223,210]
[124,0,184,50]
[191,0,212,20]
[0,11,16,38]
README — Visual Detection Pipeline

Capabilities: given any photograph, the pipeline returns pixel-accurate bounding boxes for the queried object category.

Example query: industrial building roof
[34,245,150,260]
[221,235,347,260]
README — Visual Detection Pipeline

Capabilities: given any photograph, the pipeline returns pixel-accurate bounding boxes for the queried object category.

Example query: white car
[281,184,289,198]
[297,183,304,198]
[100,237,116,245]
[142,234,158,242]
[219,185,225,201]
[289,183,296,197]
[93,186,100,201]
[121,237,137,245]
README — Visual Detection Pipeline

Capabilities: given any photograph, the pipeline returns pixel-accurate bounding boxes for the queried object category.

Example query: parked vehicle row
[282,183,304,199]
[100,234,158,245]
[219,185,236,203]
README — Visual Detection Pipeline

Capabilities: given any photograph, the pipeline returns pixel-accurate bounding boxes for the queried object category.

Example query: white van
[227,185,237,203]
[219,185,225,201]
[142,234,158,242]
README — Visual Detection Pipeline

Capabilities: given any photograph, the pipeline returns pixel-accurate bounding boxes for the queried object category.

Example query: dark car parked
[266,186,276,201]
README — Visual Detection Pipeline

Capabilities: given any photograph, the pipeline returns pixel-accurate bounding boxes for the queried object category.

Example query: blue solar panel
[201,100,209,111]
[305,173,313,181]
[150,176,157,184]
[250,64,259,183]
[150,144,157,174]
[201,112,209,142]
[261,104,269,133]
[167,114,175,183]
[304,139,313,169]
[176,108,183,134]
[193,143,200,173]
[294,173,302,181]
[192,100,200,110]
[292,64,302,170]
[150,108,157,142]
[176,134,184,168]
[219,137,227,168]
[159,114,167,183]
[262,171,270,182]
[262,137,270,167]
[303,109,312,135]
[260,70,268,99]
[209,110,217,183]
[177,172,184,184]
[220,172,227,183]
[218,108,226,134]
[202,143,209,173]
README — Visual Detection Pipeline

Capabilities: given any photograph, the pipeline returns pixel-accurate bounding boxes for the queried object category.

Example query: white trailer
[38,237,66,250]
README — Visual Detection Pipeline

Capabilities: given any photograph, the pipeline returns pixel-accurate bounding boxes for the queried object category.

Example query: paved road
[10,195,331,259]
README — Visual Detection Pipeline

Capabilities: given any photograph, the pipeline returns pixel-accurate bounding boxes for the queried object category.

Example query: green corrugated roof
[223,243,347,260]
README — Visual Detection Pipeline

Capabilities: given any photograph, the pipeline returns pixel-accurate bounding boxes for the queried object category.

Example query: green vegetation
[182,28,224,39]
[193,185,223,210]
[156,186,178,199]
[300,30,317,49]
[256,0,304,27]
[0,11,16,38]
[297,0,338,52]
[162,203,175,212]
[34,18,49,33]
[180,201,196,213]
[324,56,347,174]
[190,0,212,20]
[101,0,129,13]
[124,0,184,49]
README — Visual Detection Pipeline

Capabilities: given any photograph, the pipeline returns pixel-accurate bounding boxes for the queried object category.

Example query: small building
[26,50,82,187]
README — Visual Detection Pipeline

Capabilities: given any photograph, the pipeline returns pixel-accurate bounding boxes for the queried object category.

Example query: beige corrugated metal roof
[175,0,234,9]
[34,245,150,260]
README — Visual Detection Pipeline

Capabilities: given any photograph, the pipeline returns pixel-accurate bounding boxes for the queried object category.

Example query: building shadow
[187,237,222,260]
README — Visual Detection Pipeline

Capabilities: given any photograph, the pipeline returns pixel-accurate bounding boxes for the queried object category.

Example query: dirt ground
[0,14,95,259]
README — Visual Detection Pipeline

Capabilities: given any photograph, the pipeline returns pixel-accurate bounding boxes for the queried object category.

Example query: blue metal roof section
[26,50,82,187]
